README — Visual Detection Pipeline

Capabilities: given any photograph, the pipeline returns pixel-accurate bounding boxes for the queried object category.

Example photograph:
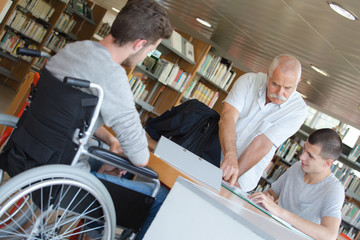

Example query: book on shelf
[183,39,194,62]
[331,163,360,195]
[348,144,360,162]
[342,201,360,229]
[183,74,200,99]
[269,165,287,182]
[45,31,67,52]
[18,0,55,21]
[169,30,182,53]
[128,73,147,101]
[190,82,219,108]
[197,53,236,91]
[164,64,180,85]
[7,10,47,43]
[157,61,174,84]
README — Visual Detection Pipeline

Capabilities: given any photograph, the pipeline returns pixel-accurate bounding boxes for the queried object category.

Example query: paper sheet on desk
[221,180,312,239]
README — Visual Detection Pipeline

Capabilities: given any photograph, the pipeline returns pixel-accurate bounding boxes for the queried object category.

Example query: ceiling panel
[95,0,360,129]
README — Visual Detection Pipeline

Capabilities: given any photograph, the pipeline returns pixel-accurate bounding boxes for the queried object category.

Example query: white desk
[146,152,311,239]
[144,177,310,240]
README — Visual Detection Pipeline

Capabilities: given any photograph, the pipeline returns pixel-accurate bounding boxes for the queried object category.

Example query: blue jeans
[89,159,169,239]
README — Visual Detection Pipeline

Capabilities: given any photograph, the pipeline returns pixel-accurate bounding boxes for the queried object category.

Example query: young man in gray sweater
[46,0,172,239]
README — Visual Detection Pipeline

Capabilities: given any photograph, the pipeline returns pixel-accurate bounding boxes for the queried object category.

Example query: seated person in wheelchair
[0,0,173,239]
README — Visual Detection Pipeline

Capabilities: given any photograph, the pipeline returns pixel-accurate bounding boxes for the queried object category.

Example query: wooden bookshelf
[0,0,106,119]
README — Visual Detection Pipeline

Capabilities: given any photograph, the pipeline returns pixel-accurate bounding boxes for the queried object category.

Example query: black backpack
[146,99,221,167]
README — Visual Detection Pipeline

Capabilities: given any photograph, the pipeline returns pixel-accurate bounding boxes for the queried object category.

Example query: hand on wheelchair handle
[97,163,127,177]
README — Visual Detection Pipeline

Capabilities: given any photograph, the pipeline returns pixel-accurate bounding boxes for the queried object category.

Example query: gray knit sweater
[46,40,149,165]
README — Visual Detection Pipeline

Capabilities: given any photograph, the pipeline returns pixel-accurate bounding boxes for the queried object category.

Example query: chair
[0,61,159,239]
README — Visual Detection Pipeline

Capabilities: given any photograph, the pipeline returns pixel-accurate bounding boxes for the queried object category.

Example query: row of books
[128,73,148,101]
[7,10,47,43]
[0,30,25,56]
[33,56,47,70]
[275,139,301,163]
[190,82,219,108]
[348,144,360,162]
[342,201,360,228]
[45,31,68,52]
[253,182,271,193]
[56,13,77,34]
[18,0,55,22]
[197,53,236,91]
[268,164,287,182]
[0,29,37,61]
[332,164,360,194]
[150,59,191,92]
[183,74,200,99]
[338,226,357,240]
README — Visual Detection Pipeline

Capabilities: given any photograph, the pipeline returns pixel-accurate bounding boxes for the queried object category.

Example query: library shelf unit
[127,29,211,124]
[0,0,106,117]
[129,30,246,125]
[256,125,360,240]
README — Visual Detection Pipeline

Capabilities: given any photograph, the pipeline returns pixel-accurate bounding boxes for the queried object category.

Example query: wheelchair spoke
[0,165,115,239]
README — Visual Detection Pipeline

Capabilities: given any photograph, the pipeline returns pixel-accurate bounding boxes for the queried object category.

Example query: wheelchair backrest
[0,69,98,177]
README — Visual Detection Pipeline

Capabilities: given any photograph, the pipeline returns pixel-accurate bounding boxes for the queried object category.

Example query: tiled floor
[0,84,16,114]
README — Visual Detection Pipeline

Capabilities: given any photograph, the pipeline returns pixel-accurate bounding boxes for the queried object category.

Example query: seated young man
[249,128,345,240]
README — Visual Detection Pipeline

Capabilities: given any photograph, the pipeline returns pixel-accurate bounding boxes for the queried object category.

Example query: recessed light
[196,17,212,28]
[310,64,329,77]
[112,7,120,13]
[305,80,311,85]
[327,1,358,21]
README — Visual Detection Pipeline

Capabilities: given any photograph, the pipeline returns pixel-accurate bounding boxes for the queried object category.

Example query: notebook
[154,136,223,190]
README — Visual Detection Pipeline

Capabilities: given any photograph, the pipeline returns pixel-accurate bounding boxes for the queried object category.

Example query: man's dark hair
[308,128,342,160]
[110,0,173,46]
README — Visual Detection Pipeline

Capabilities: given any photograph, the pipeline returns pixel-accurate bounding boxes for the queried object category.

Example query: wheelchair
[0,48,160,239]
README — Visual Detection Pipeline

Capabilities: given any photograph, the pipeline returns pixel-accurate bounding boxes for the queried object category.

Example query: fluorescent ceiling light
[196,17,212,28]
[300,93,307,99]
[112,7,120,13]
[310,64,329,77]
[328,1,358,21]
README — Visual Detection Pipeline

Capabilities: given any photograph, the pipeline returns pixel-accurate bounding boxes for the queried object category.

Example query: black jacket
[146,99,221,167]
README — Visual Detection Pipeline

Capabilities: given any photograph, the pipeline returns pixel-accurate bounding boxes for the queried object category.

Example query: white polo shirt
[223,72,307,192]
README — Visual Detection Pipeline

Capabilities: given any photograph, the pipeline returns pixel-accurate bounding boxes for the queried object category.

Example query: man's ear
[133,39,147,52]
[324,158,333,167]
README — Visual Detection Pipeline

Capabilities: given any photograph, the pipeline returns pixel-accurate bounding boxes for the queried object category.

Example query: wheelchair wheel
[0,164,116,239]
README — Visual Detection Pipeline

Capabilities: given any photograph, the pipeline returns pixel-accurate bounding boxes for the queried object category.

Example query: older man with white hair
[219,54,307,192]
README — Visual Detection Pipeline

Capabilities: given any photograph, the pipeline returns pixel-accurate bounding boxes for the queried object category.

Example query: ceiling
[93,0,360,130]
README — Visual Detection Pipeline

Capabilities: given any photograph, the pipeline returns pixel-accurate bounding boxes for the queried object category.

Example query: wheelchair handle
[63,77,91,88]
[16,47,51,59]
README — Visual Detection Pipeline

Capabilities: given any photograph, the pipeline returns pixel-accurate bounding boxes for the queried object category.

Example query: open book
[221,180,312,239]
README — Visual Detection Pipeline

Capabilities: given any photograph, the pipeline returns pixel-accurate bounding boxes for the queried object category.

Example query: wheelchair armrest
[87,146,158,179]
[0,114,18,128]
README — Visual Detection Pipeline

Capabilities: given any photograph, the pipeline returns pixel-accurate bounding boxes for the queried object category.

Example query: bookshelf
[127,29,212,123]
[254,125,360,240]
[130,31,247,124]
[0,0,106,91]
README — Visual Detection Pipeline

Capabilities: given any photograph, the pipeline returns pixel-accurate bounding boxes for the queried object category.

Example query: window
[304,107,317,126]
[304,107,340,129]
[342,125,360,148]
[304,107,360,148]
